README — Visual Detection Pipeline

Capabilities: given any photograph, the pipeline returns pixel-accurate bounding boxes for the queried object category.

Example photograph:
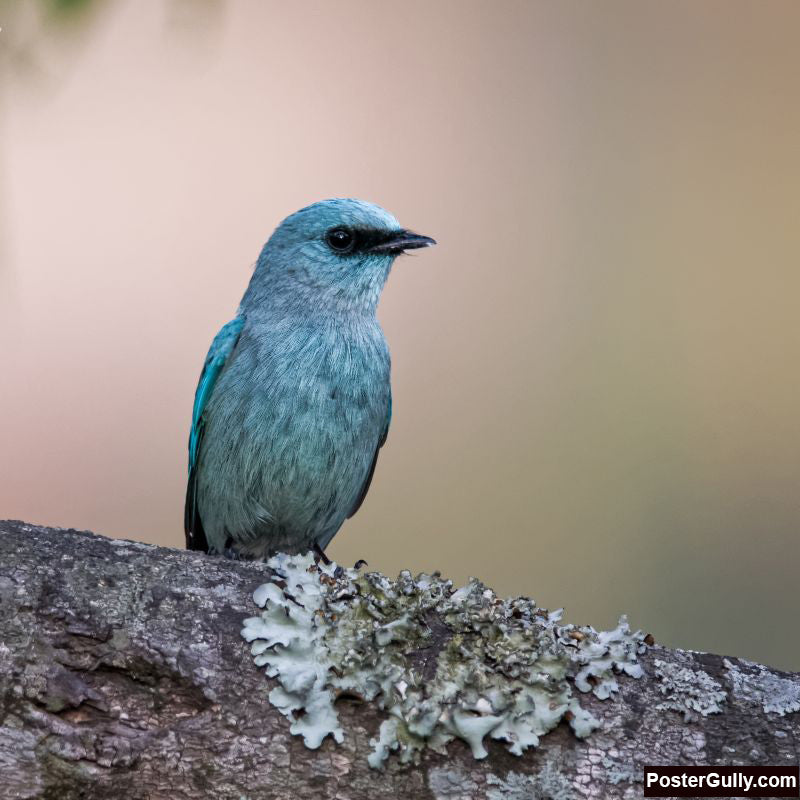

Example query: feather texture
[184,199,432,558]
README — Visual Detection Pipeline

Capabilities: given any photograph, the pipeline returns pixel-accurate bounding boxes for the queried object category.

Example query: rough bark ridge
[0,520,797,800]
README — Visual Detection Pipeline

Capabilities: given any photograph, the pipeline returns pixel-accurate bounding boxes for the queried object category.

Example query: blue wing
[347,389,391,519]
[184,316,245,550]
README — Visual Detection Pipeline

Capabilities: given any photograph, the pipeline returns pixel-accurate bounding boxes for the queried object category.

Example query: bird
[184,198,435,560]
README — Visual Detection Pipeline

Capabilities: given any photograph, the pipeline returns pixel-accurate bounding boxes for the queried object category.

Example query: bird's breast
[223,317,389,476]
[197,316,390,546]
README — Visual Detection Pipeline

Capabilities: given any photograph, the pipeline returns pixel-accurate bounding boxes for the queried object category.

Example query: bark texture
[0,520,797,800]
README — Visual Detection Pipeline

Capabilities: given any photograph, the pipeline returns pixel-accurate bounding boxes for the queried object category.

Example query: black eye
[326,228,356,253]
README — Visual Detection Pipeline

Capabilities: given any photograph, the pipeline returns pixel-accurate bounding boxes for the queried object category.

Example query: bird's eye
[326,228,356,253]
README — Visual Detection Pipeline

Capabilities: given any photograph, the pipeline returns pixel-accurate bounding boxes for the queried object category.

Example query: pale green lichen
[602,754,643,786]
[241,554,647,768]
[653,658,726,721]
[427,766,480,799]
[486,765,574,800]
[724,658,800,716]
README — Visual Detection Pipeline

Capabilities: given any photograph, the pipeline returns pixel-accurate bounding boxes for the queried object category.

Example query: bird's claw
[312,543,332,566]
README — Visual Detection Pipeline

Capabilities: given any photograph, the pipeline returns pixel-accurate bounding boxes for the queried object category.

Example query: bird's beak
[369,229,437,254]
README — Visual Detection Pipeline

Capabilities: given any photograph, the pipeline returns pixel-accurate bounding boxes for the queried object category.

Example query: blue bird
[185,199,435,559]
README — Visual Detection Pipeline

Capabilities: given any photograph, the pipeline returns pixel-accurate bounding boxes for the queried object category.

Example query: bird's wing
[184,315,245,551]
[347,389,392,519]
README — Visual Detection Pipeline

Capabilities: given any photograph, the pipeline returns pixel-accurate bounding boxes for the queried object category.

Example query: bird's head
[245,199,435,314]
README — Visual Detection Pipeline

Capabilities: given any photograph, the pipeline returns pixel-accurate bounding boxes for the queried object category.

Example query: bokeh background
[1,0,798,670]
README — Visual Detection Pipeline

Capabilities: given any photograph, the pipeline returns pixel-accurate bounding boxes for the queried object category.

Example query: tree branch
[0,520,797,799]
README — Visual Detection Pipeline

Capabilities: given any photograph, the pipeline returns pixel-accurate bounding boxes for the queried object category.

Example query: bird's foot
[219,543,256,561]
[312,544,346,578]
[312,543,332,566]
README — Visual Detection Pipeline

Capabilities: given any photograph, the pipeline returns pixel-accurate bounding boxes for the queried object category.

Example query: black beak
[369,229,437,254]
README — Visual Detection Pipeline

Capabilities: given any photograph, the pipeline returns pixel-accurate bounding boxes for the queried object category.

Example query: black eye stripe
[325,227,402,255]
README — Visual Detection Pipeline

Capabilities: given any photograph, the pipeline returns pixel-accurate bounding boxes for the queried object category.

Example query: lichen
[724,658,800,716]
[486,766,574,800]
[653,658,726,721]
[602,755,642,786]
[241,553,647,768]
[427,766,480,799]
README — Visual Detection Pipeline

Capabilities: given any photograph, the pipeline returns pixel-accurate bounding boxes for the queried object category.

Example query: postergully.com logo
[644,766,799,798]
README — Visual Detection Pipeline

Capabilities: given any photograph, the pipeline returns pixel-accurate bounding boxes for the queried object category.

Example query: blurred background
[1,0,798,670]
